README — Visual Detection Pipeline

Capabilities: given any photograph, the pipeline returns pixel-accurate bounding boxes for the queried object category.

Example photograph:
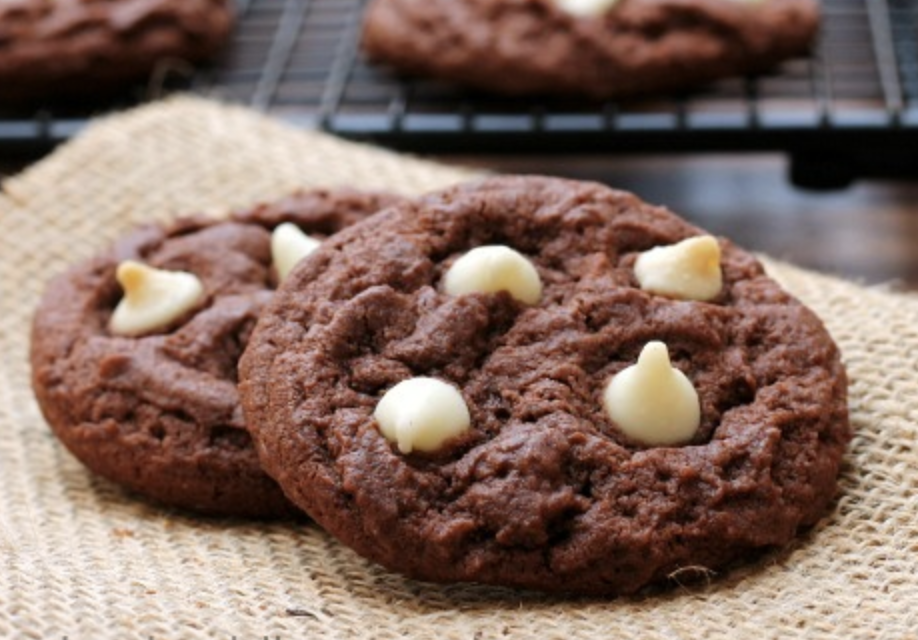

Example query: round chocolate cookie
[361,0,818,100]
[239,176,850,594]
[30,188,402,518]
[0,0,234,105]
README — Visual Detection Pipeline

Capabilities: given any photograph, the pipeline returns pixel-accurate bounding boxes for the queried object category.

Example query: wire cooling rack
[2,0,918,187]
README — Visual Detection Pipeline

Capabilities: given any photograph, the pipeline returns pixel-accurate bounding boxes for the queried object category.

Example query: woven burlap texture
[1,96,915,640]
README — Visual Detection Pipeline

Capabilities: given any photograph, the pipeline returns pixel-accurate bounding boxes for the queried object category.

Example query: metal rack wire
[2,0,917,186]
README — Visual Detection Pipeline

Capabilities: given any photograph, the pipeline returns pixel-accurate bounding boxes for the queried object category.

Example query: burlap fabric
[1,96,915,639]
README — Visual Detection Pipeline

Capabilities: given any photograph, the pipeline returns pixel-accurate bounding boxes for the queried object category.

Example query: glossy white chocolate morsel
[109,261,204,336]
[272,222,322,281]
[634,235,723,301]
[442,245,542,305]
[603,341,701,446]
[554,0,620,17]
[374,377,471,454]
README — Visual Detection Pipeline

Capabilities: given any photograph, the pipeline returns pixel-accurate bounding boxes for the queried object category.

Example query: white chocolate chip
[272,222,322,281]
[602,341,700,446]
[374,377,471,454]
[109,261,204,336]
[554,0,620,16]
[634,235,723,301]
[442,245,542,305]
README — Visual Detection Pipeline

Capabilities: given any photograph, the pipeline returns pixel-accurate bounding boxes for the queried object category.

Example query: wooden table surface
[4,151,918,292]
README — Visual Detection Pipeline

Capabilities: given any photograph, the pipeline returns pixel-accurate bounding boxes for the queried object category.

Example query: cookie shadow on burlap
[292,437,858,613]
[44,428,849,617]
[299,521,831,612]
[50,442,308,527]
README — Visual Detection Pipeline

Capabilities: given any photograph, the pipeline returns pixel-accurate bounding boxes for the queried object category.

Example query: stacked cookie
[30,189,402,518]
[31,176,850,595]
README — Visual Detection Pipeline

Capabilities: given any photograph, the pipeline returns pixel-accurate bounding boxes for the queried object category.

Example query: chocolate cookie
[0,0,234,105]
[30,188,401,518]
[239,176,850,594]
[361,0,818,99]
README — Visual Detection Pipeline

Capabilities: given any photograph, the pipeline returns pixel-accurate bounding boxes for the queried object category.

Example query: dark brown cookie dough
[239,176,850,594]
[30,188,401,518]
[361,0,818,99]
[0,0,234,105]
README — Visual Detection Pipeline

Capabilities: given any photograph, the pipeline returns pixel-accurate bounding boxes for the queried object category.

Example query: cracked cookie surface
[240,176,849,593]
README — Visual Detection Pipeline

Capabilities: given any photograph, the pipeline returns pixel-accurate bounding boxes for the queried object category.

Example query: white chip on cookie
[603,341,700,446]
[554,0,620,17]
[109,260,204,336]
[272,222,322,281]
[634,235,723,301]
[374,377,471,454]
[442,245,542,305]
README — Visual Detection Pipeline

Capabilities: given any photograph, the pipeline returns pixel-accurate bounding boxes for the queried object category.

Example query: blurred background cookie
[361,0,818,99]
[0,0,235,105]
